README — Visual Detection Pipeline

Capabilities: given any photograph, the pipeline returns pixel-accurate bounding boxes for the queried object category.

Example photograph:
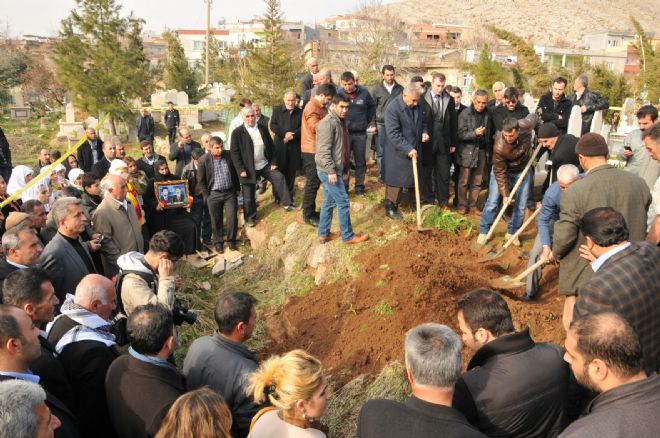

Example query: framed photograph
[154,180,190,209]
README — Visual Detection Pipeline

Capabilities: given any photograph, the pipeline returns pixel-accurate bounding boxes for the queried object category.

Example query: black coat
[230,124,276,184]
[77,139,103,173]
[163,109,180,129]
[0,126,12,181]
[538,92,572,134]
[357,396,486,438]
[136,154,165,179]
[492,103,530,132]
[457,105,491,169]
[420,89,458,160]
[197,153,240,201]
[453,329,570,437]
[269,106,302,172]
[168,141,202,177]
[544,134,580,189]
[0,258,20,301]
[570,88,609,135]
[32,335,76,412]
[371,80,404,124]
[91,157,112,179]
[136,115,155,142]
[105,355,185,438]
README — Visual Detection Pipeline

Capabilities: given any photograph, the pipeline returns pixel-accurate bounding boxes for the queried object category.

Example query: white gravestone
[590,110,603,134]
[567,105,583,137]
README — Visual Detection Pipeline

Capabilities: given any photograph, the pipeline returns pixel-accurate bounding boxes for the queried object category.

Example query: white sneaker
[476,234,488,245]
[505,233,521,247]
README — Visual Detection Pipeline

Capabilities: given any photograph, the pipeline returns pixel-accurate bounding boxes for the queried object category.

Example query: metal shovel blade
[490,275,526,290]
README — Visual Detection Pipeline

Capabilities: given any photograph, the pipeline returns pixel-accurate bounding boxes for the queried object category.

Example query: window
[193,40,204,50]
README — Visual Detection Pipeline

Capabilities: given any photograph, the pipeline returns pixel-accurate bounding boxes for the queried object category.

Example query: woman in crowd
[247,349,329,437]
[156,388,232,438]
[81,173,102,217]
[123,156,148,196]
[68,168,85,192]
[6,165,33,198]
[63,154,79,172]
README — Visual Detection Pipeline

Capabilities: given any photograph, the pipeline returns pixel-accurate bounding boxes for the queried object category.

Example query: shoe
[355,186,365,196]
[505,233,521,247]
[215,243,224,253]
[523,293,537,302]
[202,241,214,251]
[246,220,256,228]
[345,233,369,244]
[283,204,300,212]
[319,232,340,243]
[476,233,488,245]
[385,203,403,220]
[469,207,482,216]
[257,180,267,194]
[304,215,320,227]
[457,207,468,215]
[228,242,239,251]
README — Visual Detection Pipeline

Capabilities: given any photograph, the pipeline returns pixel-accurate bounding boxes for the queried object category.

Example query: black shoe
[283,204,300,212]
[304,215,320,227]
[355,186,365,196]
[215,243,224,253]
[523,293,536,302]
[257,180,267,194]
[385,203,403,220]
[228,242,239,251]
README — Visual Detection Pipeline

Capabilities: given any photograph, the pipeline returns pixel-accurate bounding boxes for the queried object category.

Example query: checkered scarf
[50,294,116,354]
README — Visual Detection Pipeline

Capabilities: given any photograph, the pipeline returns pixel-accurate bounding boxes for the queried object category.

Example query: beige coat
[92,197,144,277]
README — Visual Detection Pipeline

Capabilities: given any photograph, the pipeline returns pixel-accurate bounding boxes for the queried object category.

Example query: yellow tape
[1,113,111,208]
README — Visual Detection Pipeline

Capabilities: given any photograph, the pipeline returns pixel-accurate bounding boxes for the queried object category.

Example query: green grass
[422,207,474,234]
[373,299,394,316]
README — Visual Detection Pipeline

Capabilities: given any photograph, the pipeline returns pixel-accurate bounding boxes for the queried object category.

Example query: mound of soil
[264,230,564,386]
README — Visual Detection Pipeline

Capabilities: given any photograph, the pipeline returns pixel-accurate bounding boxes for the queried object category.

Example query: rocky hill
[385,0,658,47]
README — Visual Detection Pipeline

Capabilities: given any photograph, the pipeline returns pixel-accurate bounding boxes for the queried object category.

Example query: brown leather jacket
[301,97,328,154]
[492,114,539,197]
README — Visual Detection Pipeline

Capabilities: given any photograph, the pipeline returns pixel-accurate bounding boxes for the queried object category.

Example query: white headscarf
[108,159,128,176]
[21,179,49,203]
[68,168,85,187]
[6,165,34,196]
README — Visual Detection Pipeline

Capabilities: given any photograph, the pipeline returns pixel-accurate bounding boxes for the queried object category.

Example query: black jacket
[197,153,240,201]
[168,140,202,177]
[136,154,165,179]
[91,157,112,179]
[337,85,376,133]
[457,105,491,168]
[77,139,103,173]
[0,258,20,300]
[163,109,180,129]
[492,103,530,132]
[358,396,486,438]
[453,328,570,437]
[544,134,580,189]
[421,89,458,158]
[136,115,155,142]
[371,80,404,124]
[105,354,185,438]
[537,92,572,134]
[0,126,13,181]
[269,106,302,171]
[570,88,609,135]
[230,124,276,184]
[32,335,76,412]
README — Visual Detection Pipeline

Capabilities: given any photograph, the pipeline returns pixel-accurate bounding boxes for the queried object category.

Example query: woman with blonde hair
[155,388,232,438]
[247,349,329,437]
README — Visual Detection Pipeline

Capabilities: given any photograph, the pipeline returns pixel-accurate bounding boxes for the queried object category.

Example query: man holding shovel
[477,115,540,246]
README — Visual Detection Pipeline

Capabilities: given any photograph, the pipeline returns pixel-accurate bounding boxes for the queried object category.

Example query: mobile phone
[97,234,105,244]
[624,146,632,151]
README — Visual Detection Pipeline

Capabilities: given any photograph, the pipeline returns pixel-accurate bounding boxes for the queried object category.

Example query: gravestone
[590,110,603,134]
[57,102,85,139]
[176,91,189,107]
[567,105,583,137]
[165,90,178,105]
[151,92,166,108]
[65,102,75,122]
[523,94,537,113]
[84,116,99,129]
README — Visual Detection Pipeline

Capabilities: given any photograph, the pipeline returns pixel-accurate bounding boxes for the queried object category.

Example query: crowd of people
[0,56,659,437]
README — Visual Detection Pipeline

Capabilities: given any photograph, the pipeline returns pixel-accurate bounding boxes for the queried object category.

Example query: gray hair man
[0,225,43,297]
[570,74,609,135]
[0,379,61,438]
[38,197,100,303]
[524,164,580,300]
[357,323,485,437]
[643,123,660,243]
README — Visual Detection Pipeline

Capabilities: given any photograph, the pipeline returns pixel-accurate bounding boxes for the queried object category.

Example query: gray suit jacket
[92,197,144,277]
[38,232,96,302]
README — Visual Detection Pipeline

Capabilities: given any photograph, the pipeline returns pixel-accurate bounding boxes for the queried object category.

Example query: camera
[172,297,197,326]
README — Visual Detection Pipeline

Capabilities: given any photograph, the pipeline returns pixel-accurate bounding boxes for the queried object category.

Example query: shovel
[490,257,546,290]
[478,145,543,246]
[412,154,432,233]
[478,207,541,262]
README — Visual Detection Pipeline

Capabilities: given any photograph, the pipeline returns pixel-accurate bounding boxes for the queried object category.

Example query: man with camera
[115,230,184,317]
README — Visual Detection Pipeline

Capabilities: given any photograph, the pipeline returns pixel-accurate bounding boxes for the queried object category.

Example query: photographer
[116,230,184,317]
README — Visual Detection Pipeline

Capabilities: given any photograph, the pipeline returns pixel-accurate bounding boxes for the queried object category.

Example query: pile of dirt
[264,230,564,386]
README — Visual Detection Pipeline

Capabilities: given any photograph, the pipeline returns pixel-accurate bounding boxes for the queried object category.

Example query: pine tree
[197,34,229,85]
[162,31,204,103]
[630,17,659,103]
[471,45,508,91]
[53,0,151,130]
[238,0,301,107]
[589,65,631,109]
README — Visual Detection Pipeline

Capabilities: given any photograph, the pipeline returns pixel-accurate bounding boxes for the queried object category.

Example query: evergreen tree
[589,64,631,110]
[630,17,659,103]
[238,0,301,107]
[53,0,151,129]
[470,45,508,91]
[197,33,229,85]
[162,31,204,103]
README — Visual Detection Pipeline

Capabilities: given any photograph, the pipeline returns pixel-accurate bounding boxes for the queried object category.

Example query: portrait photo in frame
[154,180,190,209]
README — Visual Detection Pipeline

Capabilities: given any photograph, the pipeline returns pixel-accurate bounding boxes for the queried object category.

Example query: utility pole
[205,0,212,85]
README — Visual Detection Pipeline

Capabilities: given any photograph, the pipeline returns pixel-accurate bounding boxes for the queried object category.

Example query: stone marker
[590,110,603,134]
[567,105,582,137]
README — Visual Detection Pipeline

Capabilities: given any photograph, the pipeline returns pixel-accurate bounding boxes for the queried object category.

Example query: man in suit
[164,101,180,145]
[135,108,155,143]
[171,187,184,204]
[230,107,297,227]
[420,72,458,207]
[573,207,660,373]
[136,140,165,179]
[357,323,485,438]
[0,305,79,438]
[47,274,119,438]
[105,304,185,437]
[198,136,239,253]
[382,83,430,220]
[2,268,74,411]
[0,226,43,299]
[169,127,202,177]
[77,128,103,172]
[91,137,117,179]
[552,133,651,331]
[270,91,303,197]
[38,197,100,304]
[93,174,144,278]
[570,75,609,136]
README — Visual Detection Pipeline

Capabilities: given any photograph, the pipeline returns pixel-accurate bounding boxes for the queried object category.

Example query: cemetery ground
[6,116,565,438]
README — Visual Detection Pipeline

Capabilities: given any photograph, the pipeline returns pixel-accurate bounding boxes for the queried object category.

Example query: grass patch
[373,299,394,316]
[376,279,386,287]
[422,207,474,234]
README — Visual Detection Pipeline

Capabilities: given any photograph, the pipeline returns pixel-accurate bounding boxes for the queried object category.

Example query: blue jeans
[318,171,354,241]
[479,169,531,234]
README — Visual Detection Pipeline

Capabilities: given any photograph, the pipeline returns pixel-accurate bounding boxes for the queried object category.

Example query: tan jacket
[92,197,145,277]
[301,97,328,154]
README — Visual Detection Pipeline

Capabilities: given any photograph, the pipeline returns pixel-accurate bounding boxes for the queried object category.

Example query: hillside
[386,0,658,47]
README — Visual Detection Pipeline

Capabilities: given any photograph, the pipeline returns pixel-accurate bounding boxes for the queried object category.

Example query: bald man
[78,128,103,172]
[301,57,319,104]
[169,127,202,176]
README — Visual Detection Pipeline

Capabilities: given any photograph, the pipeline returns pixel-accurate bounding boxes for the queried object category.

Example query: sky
[3,0,397,37]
